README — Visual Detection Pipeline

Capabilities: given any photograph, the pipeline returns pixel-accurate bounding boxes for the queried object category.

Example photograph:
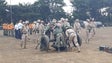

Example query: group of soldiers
[2,17,96,52]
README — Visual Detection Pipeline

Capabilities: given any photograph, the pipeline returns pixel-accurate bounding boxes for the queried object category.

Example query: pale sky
[6,0,75,15]
[6,0,37,5]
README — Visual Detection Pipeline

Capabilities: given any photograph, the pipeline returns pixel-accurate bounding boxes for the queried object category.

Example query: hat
[52,19,57,23]
[65,18,68,21]
[25,20,29,24]
[37,19,41,22]
[75,19,79,22]
[86,19,90,21]
[33,21,37,23]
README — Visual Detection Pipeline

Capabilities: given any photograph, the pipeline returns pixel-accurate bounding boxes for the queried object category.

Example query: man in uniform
[38,20,44,36]
[74,19,81,34]
[65,27,80,52]
[85,19,95,43]
[91,18,96,37]
[21,21,29,49]
[53,20,65,51]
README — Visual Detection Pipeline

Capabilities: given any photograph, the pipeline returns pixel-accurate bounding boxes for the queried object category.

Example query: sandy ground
[0,27,112,63]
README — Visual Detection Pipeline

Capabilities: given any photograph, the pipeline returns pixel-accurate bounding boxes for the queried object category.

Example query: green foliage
[0,0,7,24]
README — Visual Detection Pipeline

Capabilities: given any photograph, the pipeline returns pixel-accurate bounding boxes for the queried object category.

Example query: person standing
[85,19,94,43]
[74,19,81,34]
[18,20,23,39]
[14,22,19,39]
[90,18,96,37]
[38,20,44,36]
[21,22,29,49]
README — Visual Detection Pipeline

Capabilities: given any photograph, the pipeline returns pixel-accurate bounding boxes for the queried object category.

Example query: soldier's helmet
[65,18,68,22]
[86,19,90,22]
[52,19,57,23]
[37,19,41,23]
[75,19,80,22]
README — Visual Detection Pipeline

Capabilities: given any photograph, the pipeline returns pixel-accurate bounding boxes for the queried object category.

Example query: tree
[0,0,7,24]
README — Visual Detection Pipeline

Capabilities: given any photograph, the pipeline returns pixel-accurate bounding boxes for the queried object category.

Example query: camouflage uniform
[74,19,81,34]
[65,28,80,52]
[85,19,96,43]
[21,23,29,49]
[53,21,64,48]
[38,22,44,36]
[90,20,96,37]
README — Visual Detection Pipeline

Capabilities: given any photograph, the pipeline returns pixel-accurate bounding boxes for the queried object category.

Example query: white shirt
[14,24,19,30]
[18,23,23,29]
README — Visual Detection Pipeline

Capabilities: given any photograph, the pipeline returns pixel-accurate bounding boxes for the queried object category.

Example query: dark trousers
[18,29,22,39]
[15,30,18,39]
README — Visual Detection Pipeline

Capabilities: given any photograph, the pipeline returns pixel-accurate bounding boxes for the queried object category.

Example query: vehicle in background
[94,21,103,28]
[79,20,103,28]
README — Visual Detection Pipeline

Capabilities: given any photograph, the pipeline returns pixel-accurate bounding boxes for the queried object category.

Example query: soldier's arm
[65,30,68,37]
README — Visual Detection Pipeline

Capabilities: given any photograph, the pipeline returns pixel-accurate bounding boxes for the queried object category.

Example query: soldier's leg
[92,28,95,37]
[21,34,24,48]
[35,37,40,49]
[23,35,27,49]
[86,30,90,43]
[56,34,61,52]
[73,36,80,52]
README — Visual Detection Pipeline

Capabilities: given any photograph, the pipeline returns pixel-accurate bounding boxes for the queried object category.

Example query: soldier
[64,18,70,27]
[62,18,71,32]
[73,19,81,34]
[21,21,29,49]
[91,18,96,37]
[53,20,65,51]
[65,27,80,52]
[38,20,44,36]
[85,19,95,43]
[32,21,37,34]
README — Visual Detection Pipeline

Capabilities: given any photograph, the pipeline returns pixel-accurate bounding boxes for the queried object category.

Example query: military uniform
[85,20,96,43]
[53,21,65,48]
[74,19,81,34]
[65,28,80,52]
[21,23,29,48]
[38,22,44,36]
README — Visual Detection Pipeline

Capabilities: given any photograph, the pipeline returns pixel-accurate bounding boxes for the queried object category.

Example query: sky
[6,0,75,16]
[6,0,37,5]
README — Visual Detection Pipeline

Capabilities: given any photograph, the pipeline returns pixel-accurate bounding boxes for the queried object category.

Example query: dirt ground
[0,27,112,63]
